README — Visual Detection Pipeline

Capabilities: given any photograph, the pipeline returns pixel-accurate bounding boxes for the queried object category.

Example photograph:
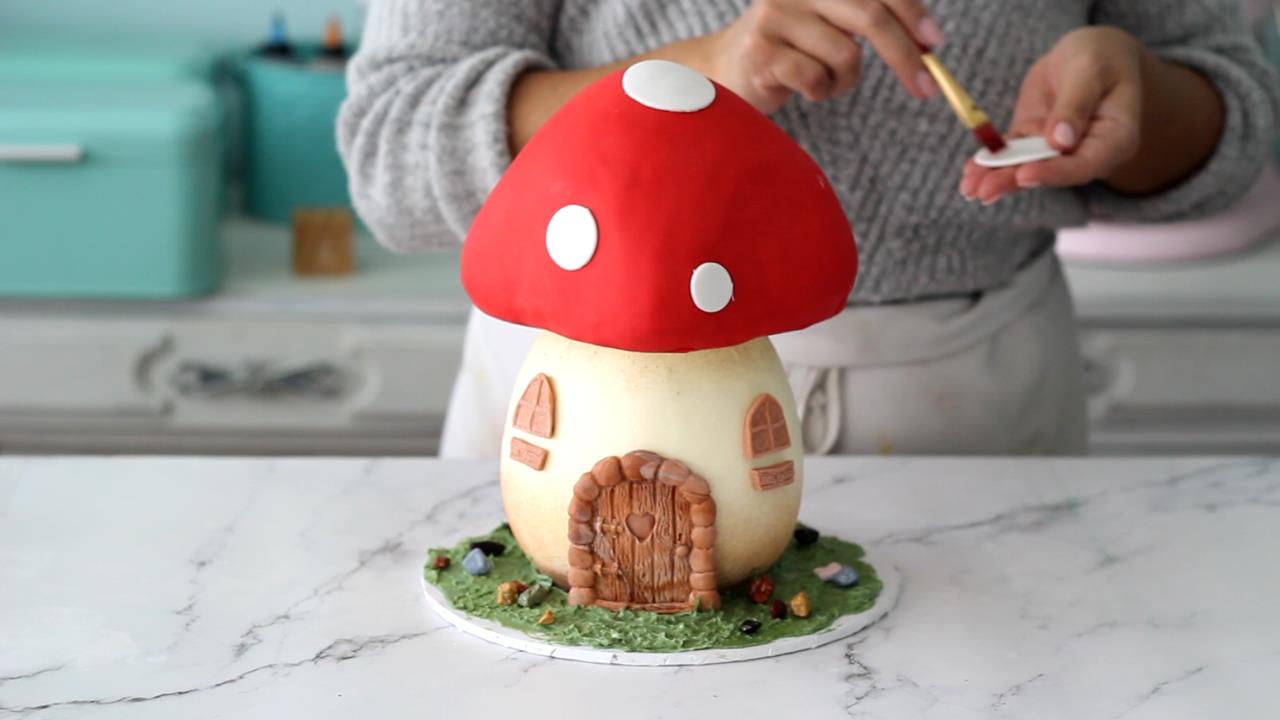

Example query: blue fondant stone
[831,565,860,588]
[462,547,493,576]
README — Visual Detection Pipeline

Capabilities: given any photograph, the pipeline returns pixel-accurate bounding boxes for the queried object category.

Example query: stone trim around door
[566,451,721,613]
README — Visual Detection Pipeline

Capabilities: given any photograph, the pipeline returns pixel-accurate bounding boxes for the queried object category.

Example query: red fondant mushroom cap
[461,60,857,353]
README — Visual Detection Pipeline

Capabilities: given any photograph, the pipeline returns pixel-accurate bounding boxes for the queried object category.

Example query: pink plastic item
[1058,165,1280,264]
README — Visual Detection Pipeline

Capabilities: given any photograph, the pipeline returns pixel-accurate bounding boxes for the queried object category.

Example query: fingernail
[916,70,939,98]
[918,17,945,48]
[1019,179,1041,189]
[1053,121,1077,148]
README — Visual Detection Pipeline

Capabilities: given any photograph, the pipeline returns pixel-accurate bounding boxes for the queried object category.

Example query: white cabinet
[0,315,463,454]
[0,321,171,418]
[0,220,467,455]
[1067,235,1280,455]
[1079,328,1280,453]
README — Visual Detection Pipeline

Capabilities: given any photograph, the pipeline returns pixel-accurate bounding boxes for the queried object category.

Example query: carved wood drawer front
[509,437,548,470]
[751,460,796,491]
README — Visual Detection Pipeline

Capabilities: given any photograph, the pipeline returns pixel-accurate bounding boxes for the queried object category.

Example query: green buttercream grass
[424,525,882,652]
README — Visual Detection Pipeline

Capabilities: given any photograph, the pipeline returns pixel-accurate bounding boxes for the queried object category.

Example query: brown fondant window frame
[512,373,555,438]
[743,393,791,459]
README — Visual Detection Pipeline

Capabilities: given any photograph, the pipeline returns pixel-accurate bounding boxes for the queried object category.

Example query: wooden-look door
[593,477,693,607]
[567,451,720,613]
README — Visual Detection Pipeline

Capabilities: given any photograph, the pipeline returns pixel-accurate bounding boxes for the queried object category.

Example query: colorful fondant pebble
[793,525,820,547]
[432,555,451,570]
[537,609,556,625]
[462,547,493,576]
[813,562,843,581]
[496,581,521,606]
[748,575,775,604]
[789,592,812,618]
[769,599,788,620]
[739,619,762,635]
[830,566,860,588]
[814,562,860,587]
[517,583,550,608]
[469,540,506,557]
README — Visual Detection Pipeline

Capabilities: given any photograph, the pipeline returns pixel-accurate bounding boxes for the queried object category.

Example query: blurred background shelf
[1068,230,1280,455]
[2,219,1279,456]
[0,218,466,456]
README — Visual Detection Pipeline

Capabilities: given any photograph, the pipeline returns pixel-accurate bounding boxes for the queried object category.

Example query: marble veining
[1,456,1278,719]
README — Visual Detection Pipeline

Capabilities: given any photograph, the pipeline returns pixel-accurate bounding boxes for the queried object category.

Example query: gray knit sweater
[339,0,1277,303]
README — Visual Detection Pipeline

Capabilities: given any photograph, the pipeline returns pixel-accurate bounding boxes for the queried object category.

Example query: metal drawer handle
[1080,354,1114,397]
[0,144,85,164]
[171,361,346,399]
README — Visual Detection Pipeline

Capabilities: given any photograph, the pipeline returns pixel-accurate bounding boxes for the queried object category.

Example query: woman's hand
[960,27,1147,204]
[705,0,945,114]
[960,27,1225,205]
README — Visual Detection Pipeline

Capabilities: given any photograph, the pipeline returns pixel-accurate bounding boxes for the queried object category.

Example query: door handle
[0,144,85,164]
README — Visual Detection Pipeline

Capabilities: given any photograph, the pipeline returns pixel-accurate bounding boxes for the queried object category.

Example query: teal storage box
[237,45,353,223]
[0,31,230,217]
[0,80,222,298]
[0,32,219,83]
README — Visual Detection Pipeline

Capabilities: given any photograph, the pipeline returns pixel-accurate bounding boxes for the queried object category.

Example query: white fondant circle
[974,135,1062,168]
[690,262,733,313]
[423,547,900,666]
[545,205,598,271]
[621,60,716,113]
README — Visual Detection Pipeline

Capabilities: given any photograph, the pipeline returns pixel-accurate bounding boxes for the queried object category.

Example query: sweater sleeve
[338,0,560,251]
[1083,0,1279,222]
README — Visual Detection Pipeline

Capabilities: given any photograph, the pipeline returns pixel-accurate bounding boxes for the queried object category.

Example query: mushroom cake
[461,60,858,612]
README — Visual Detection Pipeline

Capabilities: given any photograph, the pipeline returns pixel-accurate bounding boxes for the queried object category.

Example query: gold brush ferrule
[921,52,990,130]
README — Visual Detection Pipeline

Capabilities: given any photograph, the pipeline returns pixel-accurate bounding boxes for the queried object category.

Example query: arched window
[513,373,555,438]
[743,393,790,458]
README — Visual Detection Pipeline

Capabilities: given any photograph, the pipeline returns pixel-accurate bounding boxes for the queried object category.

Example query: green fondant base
[424,525,883,653]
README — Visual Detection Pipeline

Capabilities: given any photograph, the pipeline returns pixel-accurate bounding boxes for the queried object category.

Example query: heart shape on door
[626,512,656,542]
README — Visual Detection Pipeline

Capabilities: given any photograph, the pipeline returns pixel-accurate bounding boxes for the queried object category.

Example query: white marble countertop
[1,456,1277,719]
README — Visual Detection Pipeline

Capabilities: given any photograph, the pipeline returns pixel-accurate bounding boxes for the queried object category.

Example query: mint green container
[0,32,219,83]
[0,80,222,298]
[237,45,353,224]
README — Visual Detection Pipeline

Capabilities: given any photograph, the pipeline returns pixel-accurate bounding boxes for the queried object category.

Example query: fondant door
[593,478,693,607]
[567,451,720,613]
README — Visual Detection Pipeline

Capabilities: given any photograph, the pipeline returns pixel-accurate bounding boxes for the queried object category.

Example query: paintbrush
[918,44,1007,153]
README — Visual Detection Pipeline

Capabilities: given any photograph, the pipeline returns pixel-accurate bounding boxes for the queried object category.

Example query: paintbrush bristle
[973,123,1007,153]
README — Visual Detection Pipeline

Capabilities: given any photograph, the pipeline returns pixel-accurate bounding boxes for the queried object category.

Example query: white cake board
[422,548,900,666]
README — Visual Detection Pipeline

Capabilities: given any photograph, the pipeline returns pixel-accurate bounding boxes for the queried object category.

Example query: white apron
[440,249,1087,458]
